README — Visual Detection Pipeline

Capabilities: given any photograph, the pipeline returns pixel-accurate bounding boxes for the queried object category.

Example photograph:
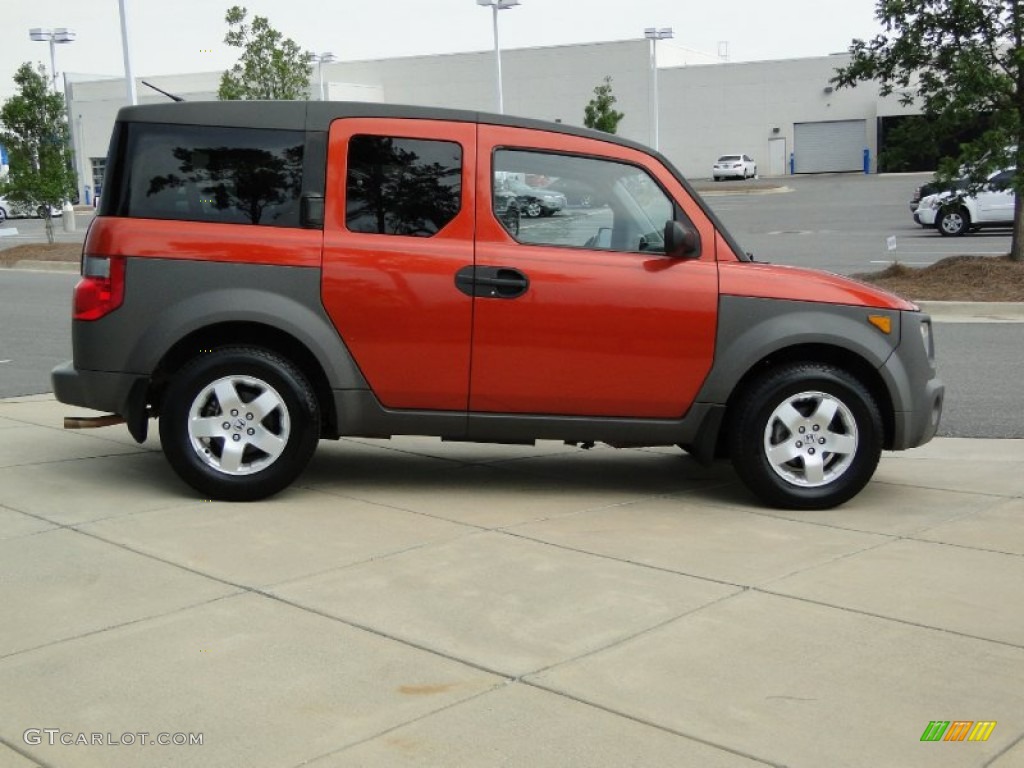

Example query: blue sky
[1,0,883,100]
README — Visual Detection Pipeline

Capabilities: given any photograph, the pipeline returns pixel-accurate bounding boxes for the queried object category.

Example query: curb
[8,261,79,273]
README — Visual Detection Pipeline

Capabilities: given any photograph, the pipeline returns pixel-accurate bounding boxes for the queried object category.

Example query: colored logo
[921,721,996,742]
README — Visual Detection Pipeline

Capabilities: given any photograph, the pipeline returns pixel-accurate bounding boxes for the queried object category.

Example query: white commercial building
[66,38,917,203]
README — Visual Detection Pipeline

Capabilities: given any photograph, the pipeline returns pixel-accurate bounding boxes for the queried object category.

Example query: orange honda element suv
[53,102,943,508]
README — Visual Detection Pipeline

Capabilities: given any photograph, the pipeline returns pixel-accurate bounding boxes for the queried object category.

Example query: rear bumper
[51,361,147,422]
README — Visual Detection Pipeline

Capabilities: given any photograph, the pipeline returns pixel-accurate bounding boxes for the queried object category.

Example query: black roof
[115,100,655,155]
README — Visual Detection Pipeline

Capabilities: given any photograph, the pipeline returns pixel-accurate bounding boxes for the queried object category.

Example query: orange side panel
[85,217,322,267]
[719,261,917,310]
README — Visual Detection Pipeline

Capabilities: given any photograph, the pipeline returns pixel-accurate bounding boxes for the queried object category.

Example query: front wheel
[730,364,882,509]
[938,207,969,236]
[159,347,320,501]
[524,201,542,218]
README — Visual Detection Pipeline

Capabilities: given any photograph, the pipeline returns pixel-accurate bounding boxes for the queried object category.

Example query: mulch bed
[854,255,1024,302]
[0,243,81,268]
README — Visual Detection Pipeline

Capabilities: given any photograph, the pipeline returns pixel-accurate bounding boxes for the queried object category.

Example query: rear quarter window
[113,123,305,227]
[345,135,462,237]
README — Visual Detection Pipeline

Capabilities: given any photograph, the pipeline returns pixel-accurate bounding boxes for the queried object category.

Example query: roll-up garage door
[794,120,866,173]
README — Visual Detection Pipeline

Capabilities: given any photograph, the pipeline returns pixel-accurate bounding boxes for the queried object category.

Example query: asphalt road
[0,271,76,398]
[0,210,95,247]
[705,172,1013,275]
[1,268,1021,438]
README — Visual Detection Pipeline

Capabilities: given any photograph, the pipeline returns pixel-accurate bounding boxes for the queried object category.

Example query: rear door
[322,118,475,411]
[468,126,719,419]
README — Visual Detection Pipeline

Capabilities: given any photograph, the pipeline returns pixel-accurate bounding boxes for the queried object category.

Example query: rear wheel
[730,363,882,509]
[0,207,7,223]
[524,201,542,218]
[159,347,320,501]
[938,207,970,236]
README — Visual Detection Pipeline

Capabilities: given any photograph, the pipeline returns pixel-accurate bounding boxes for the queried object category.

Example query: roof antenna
[140,80,185,102]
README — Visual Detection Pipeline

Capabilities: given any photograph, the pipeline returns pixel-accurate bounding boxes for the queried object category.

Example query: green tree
[0,62,76,243]
[833,0,1024,261]
[583,76,625,134]
[218,6,312,100]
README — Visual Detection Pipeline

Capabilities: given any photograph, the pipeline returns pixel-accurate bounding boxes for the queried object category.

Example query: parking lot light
[476,0,521,114]
[29,27,76,93]
[308,52,338,101]
[644,27,673,151]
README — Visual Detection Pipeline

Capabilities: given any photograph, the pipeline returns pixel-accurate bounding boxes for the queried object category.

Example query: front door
[976,169,1016,223]
[321,118,476,411]
[468,126,719,419]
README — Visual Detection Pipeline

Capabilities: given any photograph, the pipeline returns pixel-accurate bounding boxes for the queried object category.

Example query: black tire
[159,347,320,501]
[0,207,7,224]
[729,363,882,509]
[524,201,542,218]
[938,207,969,236]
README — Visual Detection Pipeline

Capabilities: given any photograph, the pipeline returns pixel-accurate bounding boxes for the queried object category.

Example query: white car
[0,196,63,223]
[916,169,1016,236]
[712,154,757,181]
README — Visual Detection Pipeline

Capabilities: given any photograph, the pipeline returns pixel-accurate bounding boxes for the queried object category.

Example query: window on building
[90,157,106,192]
[346,135,462,237]
[120,123,305,226]
[493,149,683,255]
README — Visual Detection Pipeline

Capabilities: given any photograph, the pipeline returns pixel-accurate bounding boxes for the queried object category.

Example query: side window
[346,135,462,237]
[493,149,682,255]
[989,170,1015,191]
[121,123,304,226]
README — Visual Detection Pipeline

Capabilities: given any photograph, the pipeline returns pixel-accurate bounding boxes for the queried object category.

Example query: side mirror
[664,220,699,258]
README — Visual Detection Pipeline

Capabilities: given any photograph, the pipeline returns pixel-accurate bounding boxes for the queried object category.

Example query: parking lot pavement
[1,394,1023,767]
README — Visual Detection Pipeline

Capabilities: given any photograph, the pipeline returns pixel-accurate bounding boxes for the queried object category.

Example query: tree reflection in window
[346,136,462,237]
[125,124,304,227]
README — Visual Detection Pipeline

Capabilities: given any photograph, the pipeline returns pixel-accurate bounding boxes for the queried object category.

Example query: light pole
[117,0,137,105]
[644,27,673,151]
[29,27,76,93]
[308,52,337,100]
[476,0,520,114]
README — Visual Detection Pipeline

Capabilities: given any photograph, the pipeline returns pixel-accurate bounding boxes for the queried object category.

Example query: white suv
[917,169,1016,236]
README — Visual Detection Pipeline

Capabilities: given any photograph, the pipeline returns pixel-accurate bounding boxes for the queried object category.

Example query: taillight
[73,255,126,321]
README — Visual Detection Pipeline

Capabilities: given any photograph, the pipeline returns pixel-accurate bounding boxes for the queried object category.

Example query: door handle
[454,266,530,299]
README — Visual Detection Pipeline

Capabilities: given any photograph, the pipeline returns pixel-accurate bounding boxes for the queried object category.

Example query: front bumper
[915,207,938,226]
[882,312,944,450]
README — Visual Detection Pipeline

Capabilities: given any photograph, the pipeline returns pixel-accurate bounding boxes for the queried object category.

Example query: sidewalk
[1,395,1022,767]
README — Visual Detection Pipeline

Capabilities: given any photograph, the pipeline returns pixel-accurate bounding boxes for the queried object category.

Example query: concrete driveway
[1,394,1023,768]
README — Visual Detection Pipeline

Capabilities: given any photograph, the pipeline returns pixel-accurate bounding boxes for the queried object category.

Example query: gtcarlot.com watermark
[24,729,203,747]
